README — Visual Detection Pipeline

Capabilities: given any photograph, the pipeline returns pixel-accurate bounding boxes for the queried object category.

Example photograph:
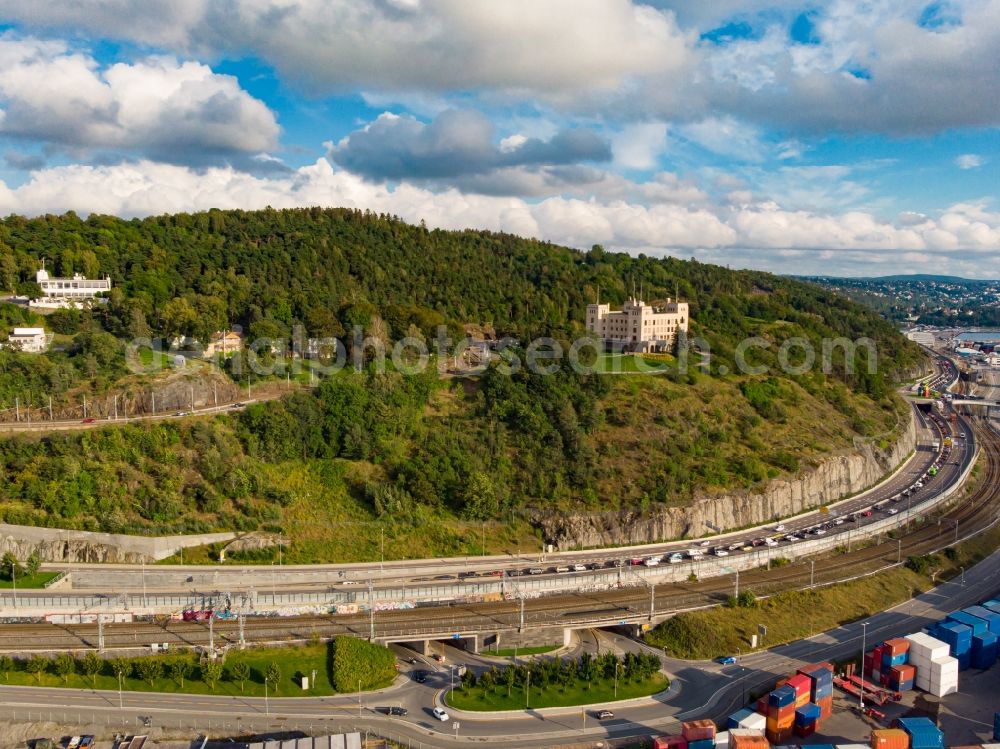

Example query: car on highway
[573,563,587,572]
[774,524,787,532]
[528,567,544,575]
[668,553,684,564]
[432,707,450,721]
[433,653,445,662]
[556,565,571,573]
[713,548,729,557]
[887,508,899,515]
[699,540,711,547]
[644,557,660,566]
[595,709,615,720]
[381,706,408,716]
[716,655,737,665]
[414,670,428,683]
[81,417,96,424]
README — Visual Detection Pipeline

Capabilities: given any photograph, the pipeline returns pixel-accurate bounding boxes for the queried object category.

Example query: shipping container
[971,632,999,670]
[872,728,911,749]
[687,739,714,749]
[895,717,943,749]
[728,709,755,730]
[964,606,1000,635]
[730,729,769,749]
[948,610,988,636]
[682,720,717,742]
[795,703,822,725]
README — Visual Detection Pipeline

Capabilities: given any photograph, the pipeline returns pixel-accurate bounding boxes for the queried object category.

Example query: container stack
[794,702,822,738]
[729,729,768,749]
[882,638,910,669]
[869,643,887,684]
[964,605,1000,634]
[764,685,797,744]
[947,610,988,637]
[933,620,973,670]
[906,632,959,697]
[682,719,717,749]
[895,717,944,749]
[798,663,835,720]
[872,729,911,749]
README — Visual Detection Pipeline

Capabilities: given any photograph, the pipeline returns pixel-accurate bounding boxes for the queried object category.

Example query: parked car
[432,707,450,721]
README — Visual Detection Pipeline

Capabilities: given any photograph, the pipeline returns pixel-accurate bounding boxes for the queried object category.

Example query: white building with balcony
[31,264,112,308]
[586,297,689,351]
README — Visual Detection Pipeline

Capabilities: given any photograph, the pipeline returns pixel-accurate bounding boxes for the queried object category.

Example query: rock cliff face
[0,524,235,563]
[538,414,917,549]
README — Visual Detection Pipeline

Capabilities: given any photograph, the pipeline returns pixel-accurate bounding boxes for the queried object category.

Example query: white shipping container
[730,729,766,740]
[739,712,767,731]
[716,732,730,747]
[838,745,873,749]
[906,632,950,660]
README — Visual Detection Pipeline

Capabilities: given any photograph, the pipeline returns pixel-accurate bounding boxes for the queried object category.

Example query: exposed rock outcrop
[538,414,917,549]
[0,524,235,563]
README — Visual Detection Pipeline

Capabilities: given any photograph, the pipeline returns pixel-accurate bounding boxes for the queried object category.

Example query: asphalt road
[46,402,957,599]
[3,544,999,747]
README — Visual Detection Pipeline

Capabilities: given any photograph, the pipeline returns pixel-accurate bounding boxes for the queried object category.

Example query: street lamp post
[265,677,269,716]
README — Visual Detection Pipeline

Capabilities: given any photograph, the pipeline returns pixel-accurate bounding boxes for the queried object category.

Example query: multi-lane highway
[40,403,960,603]
[0,409,987,660]
[2,493,998,748]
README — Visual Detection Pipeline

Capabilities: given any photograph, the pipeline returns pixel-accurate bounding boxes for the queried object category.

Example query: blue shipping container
[728,708,755,729]
[972,632,999,669]
[688,739,714,749]
[795,703,822,726]
[896,717,944,749]
[934,620,973,658]
[965,605,1000,635]
[947,610,988,636]
[768,685,796,707]
[993,710,1000,741]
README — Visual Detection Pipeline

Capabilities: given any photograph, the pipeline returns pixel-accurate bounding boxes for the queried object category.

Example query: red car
[81,418,96,424]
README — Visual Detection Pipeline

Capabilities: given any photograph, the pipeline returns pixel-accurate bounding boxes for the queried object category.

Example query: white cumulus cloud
[0,159,997,277]
[0,35,279,161]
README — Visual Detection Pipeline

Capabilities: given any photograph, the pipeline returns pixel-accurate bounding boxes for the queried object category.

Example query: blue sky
[0,1,997,277]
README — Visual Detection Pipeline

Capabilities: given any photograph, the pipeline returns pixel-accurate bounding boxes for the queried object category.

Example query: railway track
[1,419,997,653]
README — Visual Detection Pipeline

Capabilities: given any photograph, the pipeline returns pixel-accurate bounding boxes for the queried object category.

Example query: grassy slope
[645,506,1000,661]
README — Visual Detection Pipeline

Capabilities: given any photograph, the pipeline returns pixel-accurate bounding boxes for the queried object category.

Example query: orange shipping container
[652,737,688,749]
[766,714,795,732]
[817,695,833,720]
[883,638,910,656]
[682,720,717,742]
[872,728,911,749]
[731,734,769,749]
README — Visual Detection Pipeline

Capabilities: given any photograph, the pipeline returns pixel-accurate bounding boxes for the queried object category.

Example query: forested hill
[0,207,920,388]
[0,209,928,551]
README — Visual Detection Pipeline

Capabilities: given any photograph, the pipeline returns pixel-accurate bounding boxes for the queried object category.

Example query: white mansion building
[31,265,112,308]
[586,297,689,351]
